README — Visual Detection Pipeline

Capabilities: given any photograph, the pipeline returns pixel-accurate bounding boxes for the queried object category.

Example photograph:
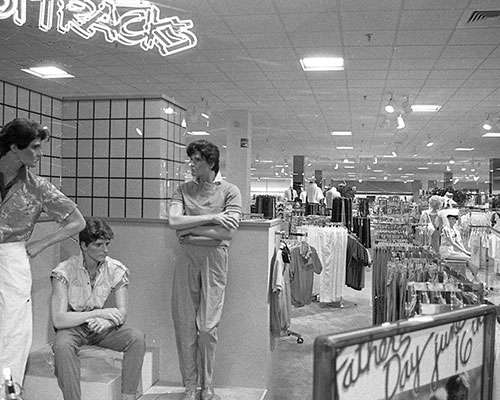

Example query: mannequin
[419,195,444,253]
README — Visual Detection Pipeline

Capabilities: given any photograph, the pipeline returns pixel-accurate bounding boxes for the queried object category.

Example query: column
[490,159,500,195]
[411,180,422,201]
[315,170,323,188]
[293,155,305,193]
[444,172,453,188]
[225,110,252,213]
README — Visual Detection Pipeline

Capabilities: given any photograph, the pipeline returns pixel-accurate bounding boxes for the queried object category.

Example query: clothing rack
[271,231,304,344]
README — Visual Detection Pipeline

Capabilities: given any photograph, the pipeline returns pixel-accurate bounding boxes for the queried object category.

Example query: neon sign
[0,0,198,56]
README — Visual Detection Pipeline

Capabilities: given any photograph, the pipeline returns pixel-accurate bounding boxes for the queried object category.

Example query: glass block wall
[0,81,63,186]
[61,97,186,219]
[0,80,187,220]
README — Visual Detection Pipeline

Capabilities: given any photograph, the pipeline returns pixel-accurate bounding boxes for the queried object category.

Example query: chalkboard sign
[313,305,496,400]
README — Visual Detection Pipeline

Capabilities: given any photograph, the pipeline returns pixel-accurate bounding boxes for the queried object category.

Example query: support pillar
[293,155,305,194]
[225,110,252,214]
[411,180,422,201]
[490,159,500,195]
[444,172,453,189]
[314,170,323,188]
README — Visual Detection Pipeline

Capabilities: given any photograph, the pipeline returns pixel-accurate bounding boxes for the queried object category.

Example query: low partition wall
[30,218,281,394]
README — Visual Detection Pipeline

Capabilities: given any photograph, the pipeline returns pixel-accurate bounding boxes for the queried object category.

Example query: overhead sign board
[0,0,197,56]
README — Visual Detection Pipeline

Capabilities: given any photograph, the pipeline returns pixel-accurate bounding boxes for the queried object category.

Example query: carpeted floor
[273,268,374,400]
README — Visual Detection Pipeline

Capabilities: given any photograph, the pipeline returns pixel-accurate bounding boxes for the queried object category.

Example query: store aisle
[273,268,373,400]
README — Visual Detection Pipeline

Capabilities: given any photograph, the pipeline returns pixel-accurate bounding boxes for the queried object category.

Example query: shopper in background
[283,185,297,202]
[51,217,146,400]
[0,118,85,384]
[168,139,242,400]
[305,179,324,215]
[299,184,307,203]
[419,195,444,253]
[325,186,341,216]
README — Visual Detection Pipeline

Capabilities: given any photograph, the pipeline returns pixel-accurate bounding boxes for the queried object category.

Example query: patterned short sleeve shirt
[0,167,77,243]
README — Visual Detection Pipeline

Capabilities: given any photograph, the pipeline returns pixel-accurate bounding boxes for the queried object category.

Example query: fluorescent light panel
[331,131,352,136]
[336,146,353,150]
[411,105,441,112]
[482,132,500,137]
[22,66,74,79]
[455,148,474,151]
[300,57,344,71]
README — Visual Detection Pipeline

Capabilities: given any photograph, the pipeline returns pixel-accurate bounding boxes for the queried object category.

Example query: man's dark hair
[445,373,470,396]
[186,139,220,175]
[0,118,50,157]
[79,217,114,246]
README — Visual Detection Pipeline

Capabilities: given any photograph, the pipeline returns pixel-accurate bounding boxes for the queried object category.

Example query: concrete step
[24,344,159,400]
[139,384,268,400]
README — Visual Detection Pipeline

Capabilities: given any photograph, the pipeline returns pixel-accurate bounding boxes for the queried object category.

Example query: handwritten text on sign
[0,0,198,56]
[335,316,484,400]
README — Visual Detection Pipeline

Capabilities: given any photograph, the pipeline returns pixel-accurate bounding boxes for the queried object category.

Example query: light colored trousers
[0,242,32,385]
[171,244,228,390]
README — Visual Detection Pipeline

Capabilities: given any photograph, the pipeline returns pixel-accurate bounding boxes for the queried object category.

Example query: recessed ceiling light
[455,148,474,151]
[331,131,352,136]
[411,105,441,112]
[300,57,344,71]
[336,146,353,150]
[482,132,500,137]
[21,66,74,79]
[344,166,355,169]
[417,167,429,170]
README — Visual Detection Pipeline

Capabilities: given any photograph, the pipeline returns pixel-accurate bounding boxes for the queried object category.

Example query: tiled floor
[139,385,267,400]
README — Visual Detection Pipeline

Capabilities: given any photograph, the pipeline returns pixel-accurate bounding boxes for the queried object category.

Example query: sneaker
[201,386,221,400]
[183,388,197,400]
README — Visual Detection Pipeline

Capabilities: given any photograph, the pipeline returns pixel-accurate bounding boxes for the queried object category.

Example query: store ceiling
[1,0,500,187]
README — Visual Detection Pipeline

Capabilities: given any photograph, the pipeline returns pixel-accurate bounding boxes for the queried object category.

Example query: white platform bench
[23,345,159,400]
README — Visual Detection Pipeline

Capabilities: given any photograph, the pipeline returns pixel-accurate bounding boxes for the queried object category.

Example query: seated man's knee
[128,328,146,350]
[53,333,79,356]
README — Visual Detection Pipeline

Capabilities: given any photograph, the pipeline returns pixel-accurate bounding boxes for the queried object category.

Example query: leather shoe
[183,388,197,400]
[201,386,221,400]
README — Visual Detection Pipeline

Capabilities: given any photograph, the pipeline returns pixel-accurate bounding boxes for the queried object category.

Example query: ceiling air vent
[466,10,500,26]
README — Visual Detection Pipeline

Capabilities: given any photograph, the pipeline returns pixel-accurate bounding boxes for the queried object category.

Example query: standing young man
[0,118,85,384]
[51,217,146,400]
[168,140,242,400]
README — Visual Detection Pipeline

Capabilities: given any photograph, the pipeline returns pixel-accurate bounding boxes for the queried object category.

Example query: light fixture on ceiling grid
[22,66,74,79]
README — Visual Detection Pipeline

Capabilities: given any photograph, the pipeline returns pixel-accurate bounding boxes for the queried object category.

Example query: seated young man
[50,217,146,400]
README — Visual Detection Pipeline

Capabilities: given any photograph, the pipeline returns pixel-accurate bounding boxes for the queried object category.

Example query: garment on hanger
[299,225,348,303]
[269,247,292,337]
[331,198,353,230]
[352,216,371,248]
[289,241,323,307]
[345,234,370,291]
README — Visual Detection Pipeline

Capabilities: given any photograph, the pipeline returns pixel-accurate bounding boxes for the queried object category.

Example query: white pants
[0,242,32,384]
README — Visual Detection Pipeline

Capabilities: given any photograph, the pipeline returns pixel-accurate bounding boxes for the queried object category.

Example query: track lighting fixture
[483,115,492,130]
[396,114,405,129]
[384,94,395,113]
